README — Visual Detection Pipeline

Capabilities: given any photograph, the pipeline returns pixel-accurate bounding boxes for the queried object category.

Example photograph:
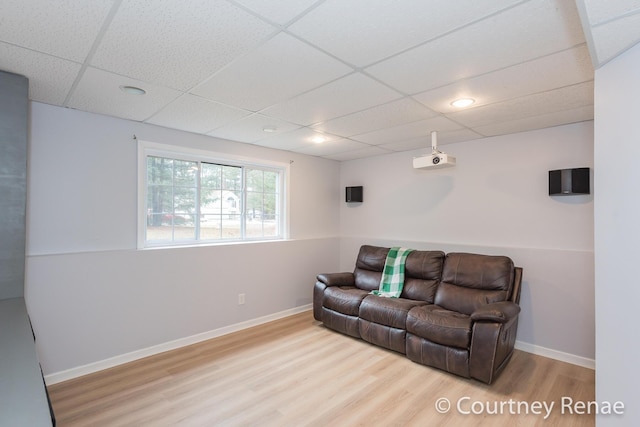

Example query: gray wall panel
[0,70,28,299]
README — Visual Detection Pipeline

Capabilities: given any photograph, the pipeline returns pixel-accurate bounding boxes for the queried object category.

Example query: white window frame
[137,140,290,249]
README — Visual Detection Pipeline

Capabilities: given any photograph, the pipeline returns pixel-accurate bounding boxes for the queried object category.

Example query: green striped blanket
[371,247,414,298]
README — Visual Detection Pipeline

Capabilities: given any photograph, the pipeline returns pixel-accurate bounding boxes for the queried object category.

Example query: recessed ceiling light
[262,126,277,133]
[312,135,327,144]
[450,98,475,108]
[119,85,146,95]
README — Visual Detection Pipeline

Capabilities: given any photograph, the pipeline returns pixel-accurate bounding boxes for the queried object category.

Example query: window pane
[246,188,262,239]
[146,217,173,241]
[246,191,263,221]
[173,160,198,187]
[222,165,241,191]
[147,157,173,185]
[264,171,278,194]
[245,221,263,238]
[246,169,263,192]
[201,188,222,215]
[264,193,278,237]
[245,169,279,239]
[263,192,277,222]
[221,214,241,239]
[213,190,241,218]
[174,187,196,215]
[173,223,196,240]
[201,163,221,189]
[200,214,221,240]
[263,215,278,237]
[264,192,277,211]
[147,186,172,226]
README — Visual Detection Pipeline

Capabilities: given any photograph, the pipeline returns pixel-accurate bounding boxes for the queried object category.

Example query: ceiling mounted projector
[412,131,456,169]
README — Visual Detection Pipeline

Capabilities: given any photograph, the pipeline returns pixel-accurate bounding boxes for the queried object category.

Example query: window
[138,141,287,248]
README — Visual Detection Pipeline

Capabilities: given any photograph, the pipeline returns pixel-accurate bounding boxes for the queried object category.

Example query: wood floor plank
[48,311,595,426]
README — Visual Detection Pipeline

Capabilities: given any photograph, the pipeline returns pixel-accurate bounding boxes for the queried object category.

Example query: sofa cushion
[323,286,370,316]
[435,253,514,315]
[406,305,472,349]
[435,283,508,316]
[353,245,388,291]
[401,277,439,303]
[354,269,383,292]
[399,250,445,302]
[359,295,427,329]
[356,245,389,271]
[405,250,445,281]
[442,252,514,292]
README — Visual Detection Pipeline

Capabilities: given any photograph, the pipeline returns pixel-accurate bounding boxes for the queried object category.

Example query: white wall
[594,43,640,425]
[23,102,599,382]
[339,122,595,364]
[24,103,341,378]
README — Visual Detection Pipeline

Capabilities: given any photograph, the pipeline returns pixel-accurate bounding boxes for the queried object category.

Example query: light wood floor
[49,311,595,426]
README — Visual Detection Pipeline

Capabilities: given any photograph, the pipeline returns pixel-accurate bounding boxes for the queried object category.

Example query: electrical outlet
[238,293,245,305]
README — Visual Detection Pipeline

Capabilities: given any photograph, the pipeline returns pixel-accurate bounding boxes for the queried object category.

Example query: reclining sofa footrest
[359,318,406,354]
[406,333,470,379]
[321,307,360,338]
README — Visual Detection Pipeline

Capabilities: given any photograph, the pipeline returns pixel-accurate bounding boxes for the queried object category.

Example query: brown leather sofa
[313,245,523,384]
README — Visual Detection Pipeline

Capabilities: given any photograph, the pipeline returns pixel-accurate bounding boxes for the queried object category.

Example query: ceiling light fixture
[312,135,327,144]
[119,85,146,95]
[450,98,475,108]
[262,126,277,133]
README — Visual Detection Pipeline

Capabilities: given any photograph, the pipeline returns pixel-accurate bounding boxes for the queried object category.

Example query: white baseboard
[515,340,595,370]
[45,307,595,385]
[45,304,312,385]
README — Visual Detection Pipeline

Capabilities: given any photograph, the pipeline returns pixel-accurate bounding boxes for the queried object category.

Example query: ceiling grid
[1,0,638,160]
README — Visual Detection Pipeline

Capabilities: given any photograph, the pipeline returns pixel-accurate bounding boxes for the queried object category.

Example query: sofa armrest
[471,301,520,323]
[317,272,354,287]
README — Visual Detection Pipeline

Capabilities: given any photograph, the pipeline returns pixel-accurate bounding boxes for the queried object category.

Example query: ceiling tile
[353,116,463,146]
[232,0,321,25]
[311,97,438,137]
[191,32,352,111]
[90,0,276,91]
[323,145,393,161]
[287,0,523,67]
[377,137,432,153]
[291,139,371,157]
[582,0,640,25]
[208,114,301,143]
[0,0,114,61]
[472,105,594,136]
[449,81,594,128]
[261,72,401,125]
[367,0,586,94]
[251,127,334,151]
[379,129,484,152]
[0,43,81,105]
[590,13,640,64]
[413,45,594,114]
[147,94,252,134]
[66,67,182,122]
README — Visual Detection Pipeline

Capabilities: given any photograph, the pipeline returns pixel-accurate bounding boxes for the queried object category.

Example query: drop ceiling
[1,0,638,161]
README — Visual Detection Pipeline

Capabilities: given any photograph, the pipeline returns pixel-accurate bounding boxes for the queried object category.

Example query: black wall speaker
[345,186,363,203]
[549,167,590,195]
